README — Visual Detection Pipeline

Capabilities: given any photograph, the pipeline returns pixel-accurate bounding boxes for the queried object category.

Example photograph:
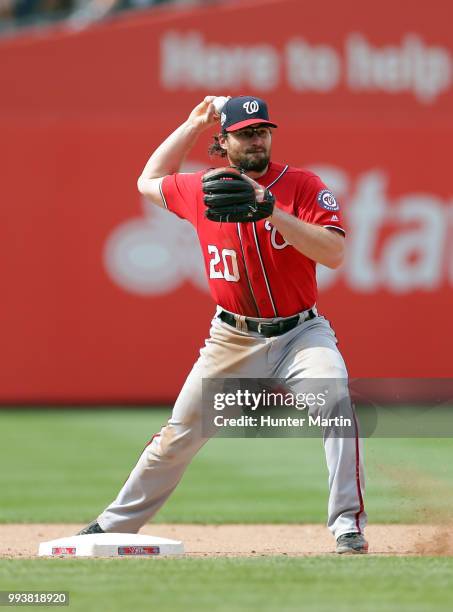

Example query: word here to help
[160,32,452,104]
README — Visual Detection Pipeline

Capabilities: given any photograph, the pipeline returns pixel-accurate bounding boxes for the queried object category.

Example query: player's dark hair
[208,135,227,158]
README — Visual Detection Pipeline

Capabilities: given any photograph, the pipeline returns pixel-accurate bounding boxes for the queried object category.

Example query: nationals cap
[220,96,278,133]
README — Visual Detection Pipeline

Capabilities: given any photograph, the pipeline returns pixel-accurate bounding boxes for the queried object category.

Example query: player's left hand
[202,166,275,223]
[239,173,269,203]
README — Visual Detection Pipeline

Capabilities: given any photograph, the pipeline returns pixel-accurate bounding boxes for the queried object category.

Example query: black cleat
[336,532,369,554]
[77,520,105,536]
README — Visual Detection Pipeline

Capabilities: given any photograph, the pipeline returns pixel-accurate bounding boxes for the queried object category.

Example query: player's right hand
[187,96,219,132]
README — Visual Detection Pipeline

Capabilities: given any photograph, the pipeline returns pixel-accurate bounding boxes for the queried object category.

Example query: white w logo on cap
[243,100,259,114]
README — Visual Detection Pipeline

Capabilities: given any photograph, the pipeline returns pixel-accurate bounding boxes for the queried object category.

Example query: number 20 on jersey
[208,245,240,282]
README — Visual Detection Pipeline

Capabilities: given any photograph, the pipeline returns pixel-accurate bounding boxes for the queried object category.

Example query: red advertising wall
[0,0,452,402]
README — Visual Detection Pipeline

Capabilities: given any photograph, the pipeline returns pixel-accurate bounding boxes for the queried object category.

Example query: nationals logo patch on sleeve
[317,189,340,211]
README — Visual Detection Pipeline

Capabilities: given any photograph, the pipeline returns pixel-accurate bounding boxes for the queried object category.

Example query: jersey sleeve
[295,174,345,234]
[160,172,200,226]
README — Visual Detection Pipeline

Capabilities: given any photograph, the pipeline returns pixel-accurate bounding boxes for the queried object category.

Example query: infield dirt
[2,524,453,558]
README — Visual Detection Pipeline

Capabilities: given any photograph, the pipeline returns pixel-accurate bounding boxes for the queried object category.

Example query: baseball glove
[202,166,274,223]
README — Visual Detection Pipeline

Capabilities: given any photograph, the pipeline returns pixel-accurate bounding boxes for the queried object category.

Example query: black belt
[218,309,316,338]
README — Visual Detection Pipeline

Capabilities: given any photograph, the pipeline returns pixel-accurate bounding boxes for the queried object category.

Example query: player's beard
[229,150,270,173]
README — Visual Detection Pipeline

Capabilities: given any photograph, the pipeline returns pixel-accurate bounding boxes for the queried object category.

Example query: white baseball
[212,96,229,116]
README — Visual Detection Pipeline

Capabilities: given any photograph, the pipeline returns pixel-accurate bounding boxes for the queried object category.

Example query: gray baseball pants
[98,310,367,538]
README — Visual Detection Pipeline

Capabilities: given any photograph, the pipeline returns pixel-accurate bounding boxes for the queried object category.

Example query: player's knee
[149,424,201,462]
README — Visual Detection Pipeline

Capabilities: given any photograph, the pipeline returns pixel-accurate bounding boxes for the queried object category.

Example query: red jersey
[160,162,344,318]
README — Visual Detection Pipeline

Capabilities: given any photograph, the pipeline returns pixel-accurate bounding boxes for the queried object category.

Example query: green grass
[1,557,453,612]
[2,409,453,612]
[1,409,453,524]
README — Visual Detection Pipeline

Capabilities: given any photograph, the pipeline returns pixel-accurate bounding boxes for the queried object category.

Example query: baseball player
[79,95,368,554]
